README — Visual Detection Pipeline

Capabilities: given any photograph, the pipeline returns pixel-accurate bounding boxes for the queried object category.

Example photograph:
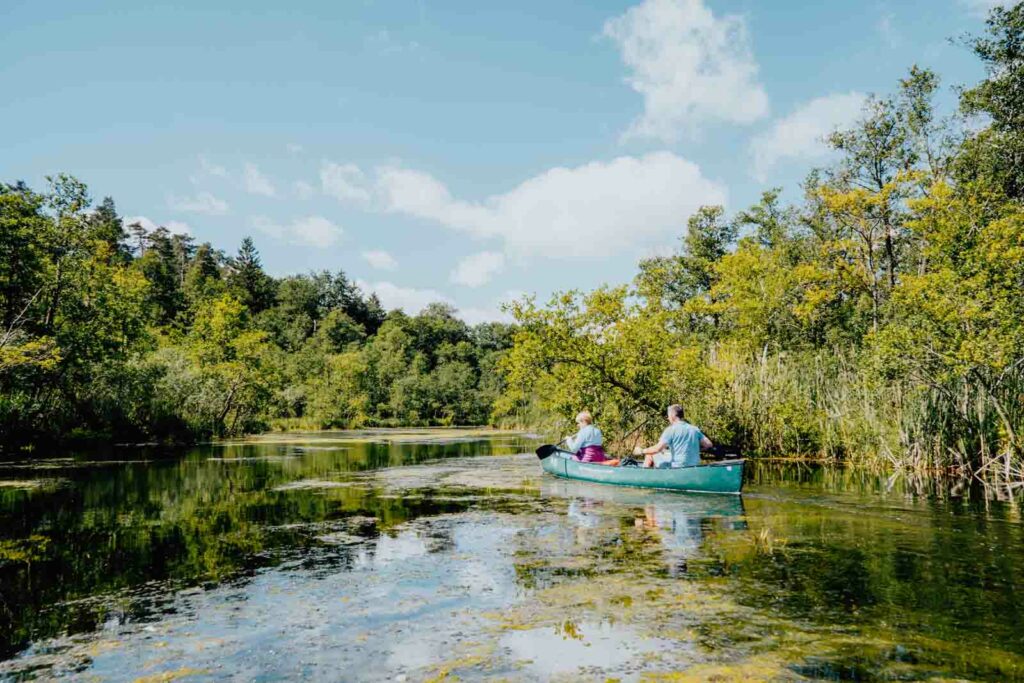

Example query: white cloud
[124,216,191,236]
[125,216,159,233]
[190,155,228,184]
[354,280,521,324]
[749,91,866,182]
[451,251,505,288]
[458,305,513,326]
[166,220,192,236]
[355,279,451,314]
[293,180,315,200]
[377,151,726,259]
[252,215,343,248]
[243,163,277,197]
[167,191,229,215]
[361,250,398,271]
[200,156,228,177]
[287,143,304,154]
[603,0,769,142]
[960,0,1013,16]
[321,161,372,204]
[457,290,525,325]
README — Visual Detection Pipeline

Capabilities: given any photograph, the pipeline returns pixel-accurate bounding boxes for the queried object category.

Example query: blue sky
[1,0,1006,322]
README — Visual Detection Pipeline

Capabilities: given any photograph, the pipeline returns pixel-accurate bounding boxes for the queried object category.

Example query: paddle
[535,440,575,460]
[703,443,742,460]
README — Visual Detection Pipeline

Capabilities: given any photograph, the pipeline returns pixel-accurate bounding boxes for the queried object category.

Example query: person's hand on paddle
[632,445,643,456]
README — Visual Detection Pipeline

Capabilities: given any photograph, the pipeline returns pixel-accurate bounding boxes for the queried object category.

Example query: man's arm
[636,440,666,456]
[699,436,713,450]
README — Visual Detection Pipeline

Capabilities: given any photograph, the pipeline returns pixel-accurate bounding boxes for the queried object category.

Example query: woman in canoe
[565,411,620,466]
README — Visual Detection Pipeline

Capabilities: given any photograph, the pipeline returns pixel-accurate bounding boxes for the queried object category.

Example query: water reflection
[0,430,539,663]
[3,442,1024,680]
[543,478,747,579]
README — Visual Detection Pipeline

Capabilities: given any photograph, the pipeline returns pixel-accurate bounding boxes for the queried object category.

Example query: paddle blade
[705,444,741,459]
[535,444,561,460]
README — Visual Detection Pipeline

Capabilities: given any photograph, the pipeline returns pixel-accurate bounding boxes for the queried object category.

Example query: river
[1,430,1023,681]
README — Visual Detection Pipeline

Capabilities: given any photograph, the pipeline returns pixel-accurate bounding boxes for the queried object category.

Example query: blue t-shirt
[568,424,602,452]
[657,421,705,467]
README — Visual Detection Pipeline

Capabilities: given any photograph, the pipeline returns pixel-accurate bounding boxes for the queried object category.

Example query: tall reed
[691,348,1023,477]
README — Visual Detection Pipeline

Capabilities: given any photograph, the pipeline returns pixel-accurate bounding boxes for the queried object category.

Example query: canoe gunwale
[541,454,744,495]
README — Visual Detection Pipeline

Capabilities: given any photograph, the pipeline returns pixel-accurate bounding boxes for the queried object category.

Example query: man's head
[575,410,593,426]
[666,404,684,423]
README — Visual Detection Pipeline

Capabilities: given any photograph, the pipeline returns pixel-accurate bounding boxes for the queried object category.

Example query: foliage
[499,17,1024,475]
[0,189,515,447]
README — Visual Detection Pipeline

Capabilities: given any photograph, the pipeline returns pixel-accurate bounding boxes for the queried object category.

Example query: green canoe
[540,452,744,495]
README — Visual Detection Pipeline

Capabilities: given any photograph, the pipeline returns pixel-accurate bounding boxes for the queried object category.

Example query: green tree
[227,237,276,314]
[183,242,224,307]
[137,227,185,325]
[959,3,1024,199]
[86,197,130,262]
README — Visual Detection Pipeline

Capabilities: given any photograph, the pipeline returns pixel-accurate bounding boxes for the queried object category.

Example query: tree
[407,303,470,367]
[183,243,223,306]
[874,181,1024,462]
[183,293,275,435]
[733,188,798,254]
[501,287,712,444]
[87,197,130,261]
[42,174,92,329]
[827,95,914,294]
[0,183,47,328]
[635,205,736,319]
[138,227,185,325]
[227,237,276,314]
[959,3,1024,199]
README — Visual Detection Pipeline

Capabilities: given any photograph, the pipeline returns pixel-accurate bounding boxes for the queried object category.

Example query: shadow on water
[2,437,1024,680]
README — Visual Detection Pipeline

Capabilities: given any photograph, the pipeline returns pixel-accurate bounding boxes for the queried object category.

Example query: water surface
[1,429,1023,681]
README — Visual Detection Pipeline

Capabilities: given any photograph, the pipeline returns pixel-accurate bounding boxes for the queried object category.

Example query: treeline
[496,6,1024,475]
[0,184,513,447]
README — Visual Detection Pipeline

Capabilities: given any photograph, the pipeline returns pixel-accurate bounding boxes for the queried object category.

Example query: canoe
[540,453,744,495]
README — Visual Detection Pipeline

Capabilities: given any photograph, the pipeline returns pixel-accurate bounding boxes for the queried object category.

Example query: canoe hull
[541,454,744,495]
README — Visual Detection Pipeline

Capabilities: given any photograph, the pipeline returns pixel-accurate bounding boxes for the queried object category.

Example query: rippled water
[1,430,1023,681]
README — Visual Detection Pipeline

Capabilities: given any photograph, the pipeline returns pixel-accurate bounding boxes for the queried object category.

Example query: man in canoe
[565,411,620,466]
[633,404,712,468]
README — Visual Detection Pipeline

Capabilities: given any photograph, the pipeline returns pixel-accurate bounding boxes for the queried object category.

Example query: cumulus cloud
[354,280,516,324]
[361,250,398,270]
[603,0,769,142]
[355,279,451,314]
[749,92,866,182]
[321,161,372,204]
[168,191,229,215]
[293,180,315,200]
[165,220,192,236]
[252,215,343,248]
[451,251,505,288]
[458,304,514,326]
[243,163,277,197]
[458,291,525,325]
[377,151,726,258]
[124,216,191,236]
